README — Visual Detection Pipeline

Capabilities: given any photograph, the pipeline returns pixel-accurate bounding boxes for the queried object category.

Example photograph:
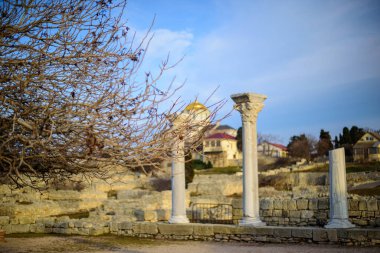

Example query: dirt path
[0,235,378,253]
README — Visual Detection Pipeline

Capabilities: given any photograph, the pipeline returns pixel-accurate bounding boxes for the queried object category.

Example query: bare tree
[0,0,222,189]
[287,134,317,161]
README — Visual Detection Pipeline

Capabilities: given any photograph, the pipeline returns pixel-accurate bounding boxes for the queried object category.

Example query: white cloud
[144,29,193,62]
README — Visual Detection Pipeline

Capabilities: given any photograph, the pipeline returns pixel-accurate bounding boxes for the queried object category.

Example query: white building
[202,125,242,167]
[257,141,288,158]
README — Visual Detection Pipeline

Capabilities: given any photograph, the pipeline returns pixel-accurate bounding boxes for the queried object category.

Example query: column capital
[231,93,267,123]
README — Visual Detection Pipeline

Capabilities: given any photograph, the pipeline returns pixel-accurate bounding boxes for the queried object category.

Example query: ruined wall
[232,197,380,227]
[2,220,380,246]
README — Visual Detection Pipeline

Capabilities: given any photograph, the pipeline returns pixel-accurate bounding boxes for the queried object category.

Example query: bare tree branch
[0,0,225,189]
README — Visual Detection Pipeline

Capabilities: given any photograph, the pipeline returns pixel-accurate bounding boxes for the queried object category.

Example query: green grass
[297,164,329,173]
[346,162,380,173]
[297,162,380,173]
[196,166,242,175]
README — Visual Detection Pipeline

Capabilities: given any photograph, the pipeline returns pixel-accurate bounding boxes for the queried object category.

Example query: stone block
[255,236,267,242]
[18,216,35,225]
[348,230,367,241]
[262,210,272,217]
[301,210,314,219]
[255,227,274,236]
[327,229,338,242]
[133,222,158,234]
[213,224,237,234]
[368,229,380,240]
[0,216,10,225]
[134,210,145,221]
[353,219,368,226]
[308,199,318,210]
[287,200,297,211]
[291,228,313,238]
[260,199,273,210]
[56,216,70,222]
[193,224,213,236]
[349,211,361,217]
[359,200,367,211]
[313,229,328,242]
[236,226,256,235]
[36,217,55,224]
[58,222,69,228]
[156,209,170,221]
[116,189,150,200]
[74,220,84,228]
[89,227,105,236]
[119,221,133,230]
[77,228,90,235]
[337,229,348,239]
[52,227,65,234]
[272,210,282,217]
[109,222,118,232]
[83,222,93,229]
[273,227,291,238]
[376,217,380,226]
[231,199,242,209]
[233,208,243,216]
[297,199,309,210]
[367,199,378,211]
[158,223,193,235]
[144,210,157,222]
[68,221,75,228]
[273,199,283,210]
[11,224,30,233]
[10,218,19,224]
[289,211,301,218]
[289,217,300,223]
[3,225,11,234]
[349,200,359,211]
[318,199,329,210]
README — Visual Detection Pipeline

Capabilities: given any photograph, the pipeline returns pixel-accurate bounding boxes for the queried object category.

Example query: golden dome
[185,101,208,111]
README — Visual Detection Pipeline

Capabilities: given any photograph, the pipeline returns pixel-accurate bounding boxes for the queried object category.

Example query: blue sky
[126,0,380,144]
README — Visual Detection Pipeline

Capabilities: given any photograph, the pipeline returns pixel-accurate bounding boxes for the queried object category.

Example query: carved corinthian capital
[231,93,267,124]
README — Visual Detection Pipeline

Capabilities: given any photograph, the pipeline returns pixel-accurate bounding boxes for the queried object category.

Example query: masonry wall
[232,197,380,227]
[2,220,380,246]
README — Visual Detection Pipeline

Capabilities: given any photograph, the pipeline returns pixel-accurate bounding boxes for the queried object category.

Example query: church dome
[185,101,208,111]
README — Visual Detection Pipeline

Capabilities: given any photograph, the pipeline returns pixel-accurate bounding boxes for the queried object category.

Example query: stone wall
[232,197,380,227]
[1,220,380,246]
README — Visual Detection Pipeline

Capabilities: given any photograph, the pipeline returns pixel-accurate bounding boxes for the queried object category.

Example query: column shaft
[325,148,354,228]
[231,93,266,227]
[169,138,189,224]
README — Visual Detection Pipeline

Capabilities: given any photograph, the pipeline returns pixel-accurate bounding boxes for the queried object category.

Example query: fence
[190,203,234,224]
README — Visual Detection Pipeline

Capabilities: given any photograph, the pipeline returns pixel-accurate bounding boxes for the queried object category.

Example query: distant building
[203,132,242,167]
[258,141,288,158]
[206,124,237,137]
[353,132,380,162]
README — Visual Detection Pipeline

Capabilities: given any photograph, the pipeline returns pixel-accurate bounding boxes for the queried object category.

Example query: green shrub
[191,159,209,170]
[197,166,241,175]
[185,154,194,188]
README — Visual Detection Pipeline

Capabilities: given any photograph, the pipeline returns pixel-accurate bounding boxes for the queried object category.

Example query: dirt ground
[0,234,379,253]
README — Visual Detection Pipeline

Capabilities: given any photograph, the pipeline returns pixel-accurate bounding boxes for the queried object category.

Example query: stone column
[325,148,354,228]
[169,116,189,224]
[231,93,266,226]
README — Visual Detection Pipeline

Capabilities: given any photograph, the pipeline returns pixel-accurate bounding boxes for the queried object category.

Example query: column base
[239,217,266,227]
[325,219,355,229]
[169,215,190,224]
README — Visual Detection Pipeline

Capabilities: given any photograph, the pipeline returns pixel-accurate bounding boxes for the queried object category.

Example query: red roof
[205,133,236,140]
[268,142,287,151]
